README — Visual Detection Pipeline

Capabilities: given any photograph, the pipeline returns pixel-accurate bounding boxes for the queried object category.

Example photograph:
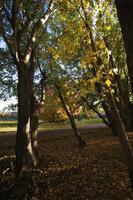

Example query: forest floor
[0,127,133,200]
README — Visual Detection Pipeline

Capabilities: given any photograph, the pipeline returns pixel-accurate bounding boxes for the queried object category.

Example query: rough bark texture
[114,74,133,130]
[126,103,133,131]
[114,2,133,130]
[30,95,40,165]
[15,67,38,176]
[107,87,133,187]
[115,0,133,93]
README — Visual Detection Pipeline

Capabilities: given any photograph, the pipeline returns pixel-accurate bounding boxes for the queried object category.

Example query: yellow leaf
[106,25,111,31]
[92,56,97,64]
[105,79,111,87]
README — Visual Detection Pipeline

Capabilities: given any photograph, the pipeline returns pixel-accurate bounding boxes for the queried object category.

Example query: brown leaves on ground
[0,128,133,200]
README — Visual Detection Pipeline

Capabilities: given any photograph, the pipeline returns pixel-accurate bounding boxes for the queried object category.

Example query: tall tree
[51,0,133,185]
[114,0,133,185]
[54,78,86,148]
[115,0,133,93]
[0,0,55,176]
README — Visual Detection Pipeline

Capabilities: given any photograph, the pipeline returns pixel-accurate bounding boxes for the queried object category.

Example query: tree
[50,0,133,185]
[42,87,68,122]
[114,0,133,185]
[54,79,86,148]
[0,0,55,176]
[115,0,133,93]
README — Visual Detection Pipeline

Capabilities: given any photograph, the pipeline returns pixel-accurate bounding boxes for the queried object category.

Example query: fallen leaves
[0,128,133,199]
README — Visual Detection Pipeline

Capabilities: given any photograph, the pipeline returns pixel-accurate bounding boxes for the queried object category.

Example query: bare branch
[37,58,44,76]
[1,1,12,25]
[0,21,17,65]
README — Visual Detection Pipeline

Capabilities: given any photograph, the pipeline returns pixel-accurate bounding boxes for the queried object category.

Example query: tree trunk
[102,101,118,135]
[69,114,86,148]
[81,96,110,127]
[107,87,133,186]
[30,94,40,165]
[56,85,86,148]
[127,102,133,131]
[115,75,133,130]
[90,105,110,127]
[108,49,133,130]
[15,68,38,176]
[115,1,133,93]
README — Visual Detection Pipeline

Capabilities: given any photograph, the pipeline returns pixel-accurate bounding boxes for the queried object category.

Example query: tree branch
[23,0,54,64]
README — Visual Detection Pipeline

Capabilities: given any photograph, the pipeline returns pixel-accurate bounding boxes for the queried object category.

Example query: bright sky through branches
[0,97,17,112]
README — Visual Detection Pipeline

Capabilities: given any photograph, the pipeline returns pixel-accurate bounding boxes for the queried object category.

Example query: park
[0,0,133,199]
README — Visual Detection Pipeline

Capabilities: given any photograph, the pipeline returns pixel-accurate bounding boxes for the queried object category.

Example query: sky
[0,40,17,112]
[0,40,6,48]
[0,97,17,112]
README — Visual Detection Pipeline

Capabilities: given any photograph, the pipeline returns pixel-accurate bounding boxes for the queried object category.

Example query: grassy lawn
[0,118,103,133]
[0,120,17,132]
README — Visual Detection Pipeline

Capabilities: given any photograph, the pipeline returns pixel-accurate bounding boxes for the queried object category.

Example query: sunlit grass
[0,118,103,133]
[76,118,102,127]
[39,118,102,130]
[0,127,17,132]
[0,121,17,132]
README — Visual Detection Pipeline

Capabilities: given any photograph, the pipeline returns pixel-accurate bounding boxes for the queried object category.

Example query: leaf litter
[0,128,133,200]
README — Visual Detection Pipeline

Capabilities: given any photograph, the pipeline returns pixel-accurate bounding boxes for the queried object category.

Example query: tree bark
[56,85,86,148]
[127,102,133,131]
[30,94,40,165]
[69,114,86,148]
[112,65,133,130]
[0,0,54,177]
[107,87,133,186]
[115,0,133,93]
[15,68,37,176]
[102,101,118,135]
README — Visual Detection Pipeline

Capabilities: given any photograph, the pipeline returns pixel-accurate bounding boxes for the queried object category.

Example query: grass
[0,121,17,132]
[0,118,103,133]
[76,118,102,127]
[39,118,102,130]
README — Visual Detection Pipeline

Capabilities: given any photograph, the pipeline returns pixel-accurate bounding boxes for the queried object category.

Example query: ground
[0,126,133,200]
